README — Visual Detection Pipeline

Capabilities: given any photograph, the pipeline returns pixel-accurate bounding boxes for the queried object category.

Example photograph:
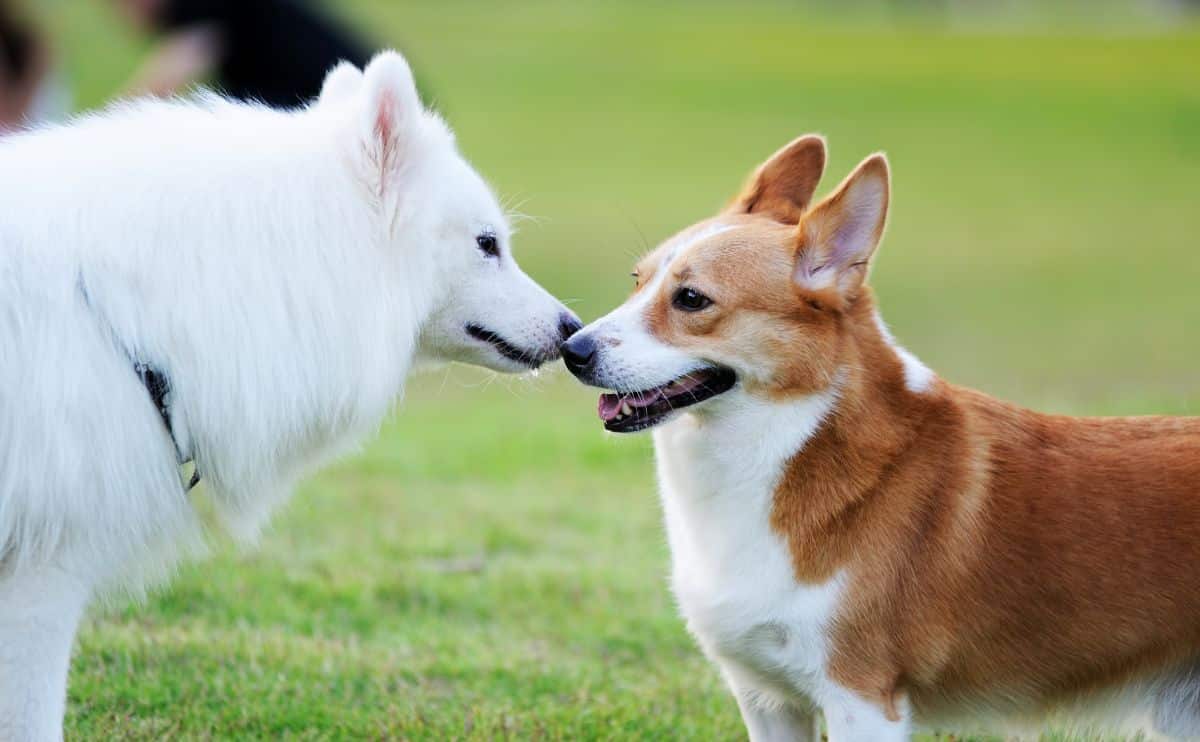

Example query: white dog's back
[0,96,406,587]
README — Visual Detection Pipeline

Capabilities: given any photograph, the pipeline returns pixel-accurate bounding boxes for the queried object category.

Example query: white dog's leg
[0,566,91,742]
[821,687,910,742]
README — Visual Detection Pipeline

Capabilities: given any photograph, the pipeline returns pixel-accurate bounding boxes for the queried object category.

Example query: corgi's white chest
[652,391,843,704]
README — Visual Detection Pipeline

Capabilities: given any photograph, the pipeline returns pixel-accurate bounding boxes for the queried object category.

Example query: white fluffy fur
[0,51,573,739]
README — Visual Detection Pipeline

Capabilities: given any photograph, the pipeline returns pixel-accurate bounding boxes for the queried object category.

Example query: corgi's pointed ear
[317,60,363,107]
[728,134,827,224]
[358,51,421,193]
[794,153,890,300]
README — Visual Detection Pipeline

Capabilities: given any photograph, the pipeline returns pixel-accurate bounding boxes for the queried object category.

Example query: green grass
[50,1,1200,738]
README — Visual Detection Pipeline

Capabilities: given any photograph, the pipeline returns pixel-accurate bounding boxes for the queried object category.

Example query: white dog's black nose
[558,312,583,342]
[560,332,596,376]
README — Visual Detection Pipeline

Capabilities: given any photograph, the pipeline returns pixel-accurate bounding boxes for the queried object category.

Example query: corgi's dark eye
[673,287,712,312]
[476,232,499,257]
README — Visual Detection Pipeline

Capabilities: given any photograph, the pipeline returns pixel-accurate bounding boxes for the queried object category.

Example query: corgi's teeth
[621,403,633,416]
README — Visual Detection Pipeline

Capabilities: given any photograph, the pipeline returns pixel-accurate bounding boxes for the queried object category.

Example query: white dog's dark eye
[673,287,712,312]
[476,232,499,257]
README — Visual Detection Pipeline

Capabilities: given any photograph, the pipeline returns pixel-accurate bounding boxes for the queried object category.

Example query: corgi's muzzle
[561,333,736,433]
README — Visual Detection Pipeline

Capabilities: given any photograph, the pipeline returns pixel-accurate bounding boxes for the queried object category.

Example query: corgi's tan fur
[564,135,1200,739]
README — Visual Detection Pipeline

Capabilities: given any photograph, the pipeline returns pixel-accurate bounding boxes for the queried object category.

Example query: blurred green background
[39,0,1200,738]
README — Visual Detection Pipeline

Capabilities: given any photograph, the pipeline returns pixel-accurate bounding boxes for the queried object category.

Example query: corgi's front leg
[820,687,910,742]
[720,665,819,742]
[735,697,819,742]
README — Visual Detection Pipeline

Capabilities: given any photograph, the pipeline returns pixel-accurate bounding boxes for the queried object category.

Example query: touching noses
[559,331,596,376]
[558,313,583,343]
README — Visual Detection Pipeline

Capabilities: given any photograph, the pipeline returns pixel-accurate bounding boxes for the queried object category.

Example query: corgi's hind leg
[0,566,91,742]
[1153,661,1200,739]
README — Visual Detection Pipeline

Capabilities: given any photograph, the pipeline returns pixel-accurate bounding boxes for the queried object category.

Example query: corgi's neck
[766,301,957,582]
[669,295,952,583]
[656,290,954,579]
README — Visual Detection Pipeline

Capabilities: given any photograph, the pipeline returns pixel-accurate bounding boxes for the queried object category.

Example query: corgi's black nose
[558,312,583,342]
[560,333,596,375]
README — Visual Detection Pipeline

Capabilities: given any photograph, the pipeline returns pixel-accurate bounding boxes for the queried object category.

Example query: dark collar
[133,362,200,491]
[78,273,199,492]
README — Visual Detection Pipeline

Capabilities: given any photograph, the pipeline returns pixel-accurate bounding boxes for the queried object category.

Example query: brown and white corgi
[561,135,1200,741]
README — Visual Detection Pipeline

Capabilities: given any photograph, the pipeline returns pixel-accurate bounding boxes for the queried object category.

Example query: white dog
[0,51,579,739]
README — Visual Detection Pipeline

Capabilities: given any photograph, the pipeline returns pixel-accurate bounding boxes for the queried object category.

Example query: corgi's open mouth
[598,366,737,433]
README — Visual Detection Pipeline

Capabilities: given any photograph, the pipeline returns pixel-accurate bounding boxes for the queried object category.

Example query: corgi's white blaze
[873,312,935,394]
[655,386,882,736]
[582,223,740,393]
[670,222,740,256]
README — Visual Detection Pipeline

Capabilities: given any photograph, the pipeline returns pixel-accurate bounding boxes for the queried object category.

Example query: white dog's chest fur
[653,391,843,707]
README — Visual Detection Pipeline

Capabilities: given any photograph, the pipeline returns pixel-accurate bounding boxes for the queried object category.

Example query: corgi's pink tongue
[598,389,664,422]
[598,394,624,422]
[597,376,711,422]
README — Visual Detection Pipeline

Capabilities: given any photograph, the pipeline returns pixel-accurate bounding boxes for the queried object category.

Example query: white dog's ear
[317,61,363,107]
[793,153,890,301]
[357,51,422,195]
